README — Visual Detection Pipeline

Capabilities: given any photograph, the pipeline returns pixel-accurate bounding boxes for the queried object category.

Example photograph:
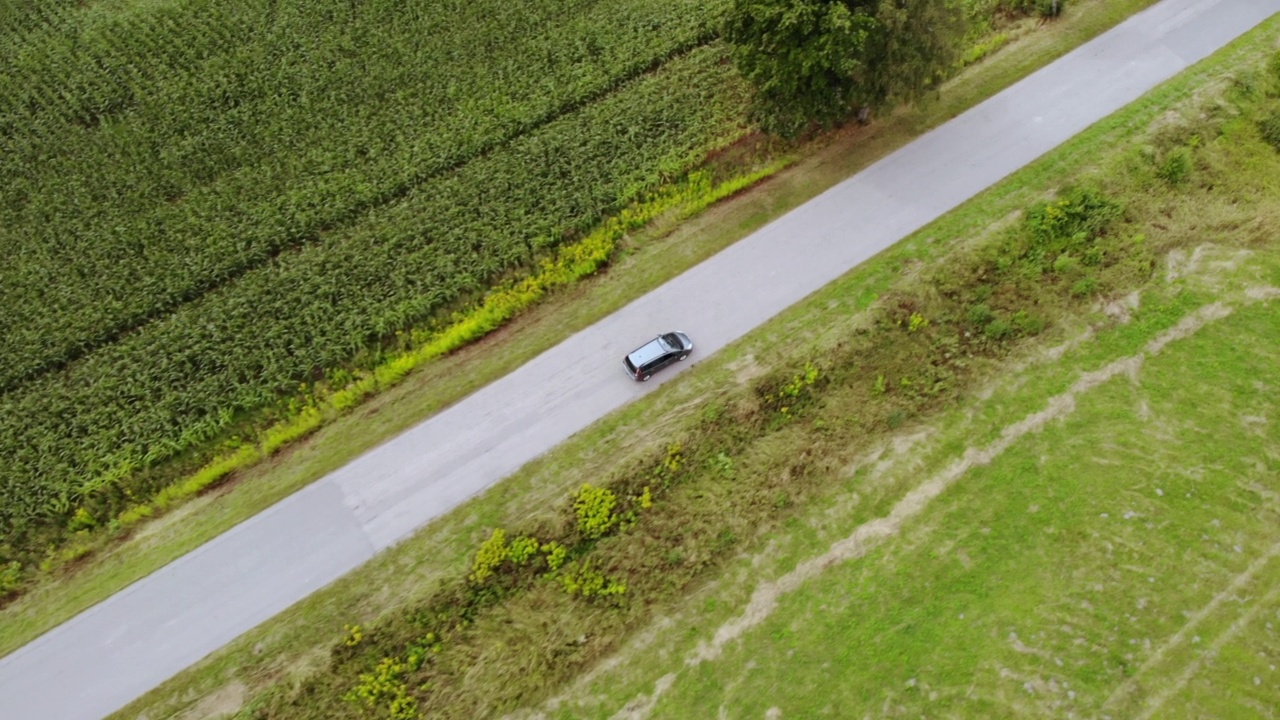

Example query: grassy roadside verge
[105,5,1280,720]
[251,21,1280,717]
[572,255,1280,720]
[505,21,1280,718]
[0,0,1161,662]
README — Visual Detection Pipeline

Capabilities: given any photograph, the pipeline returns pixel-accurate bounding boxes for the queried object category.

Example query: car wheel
[678,353,688,361]
[641,373,651,381]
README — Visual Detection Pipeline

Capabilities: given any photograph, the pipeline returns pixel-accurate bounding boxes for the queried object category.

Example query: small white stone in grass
[1068,690,1076,700]
[1124,511,1136,520]
[906,678,917,688]
[1234,545,1243,553]
[1023,682,1035,695]
[1193,636,1201,643]
[1100,513,1109,519]
[1055,657,1064,667]
[1255,677,1262,686]
[958,613,965,619]
[1156,488,1164,496]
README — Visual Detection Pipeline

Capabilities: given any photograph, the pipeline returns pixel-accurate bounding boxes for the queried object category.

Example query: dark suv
[624,332,693,381]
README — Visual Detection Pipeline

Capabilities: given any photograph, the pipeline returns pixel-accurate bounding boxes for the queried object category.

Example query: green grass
[0,39,749,564]
[506,23,1280,720]
[261,17,1280,720]
[3,0,1118,580]
[93,4,1280,720]
[572,264,1280,717]
[0,0,1167,665]
[0,0,727,390]
[617,296,1280,718]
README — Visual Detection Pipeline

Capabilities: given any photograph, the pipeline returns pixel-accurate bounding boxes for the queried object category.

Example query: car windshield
[659,333,681,349]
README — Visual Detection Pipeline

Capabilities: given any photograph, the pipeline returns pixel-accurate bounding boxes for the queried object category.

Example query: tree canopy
[725,0,969,137]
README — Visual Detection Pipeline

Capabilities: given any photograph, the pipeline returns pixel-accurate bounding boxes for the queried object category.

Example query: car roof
[627,336,671,366]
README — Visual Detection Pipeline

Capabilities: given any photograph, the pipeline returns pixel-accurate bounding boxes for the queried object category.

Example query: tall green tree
[725,0,969,137]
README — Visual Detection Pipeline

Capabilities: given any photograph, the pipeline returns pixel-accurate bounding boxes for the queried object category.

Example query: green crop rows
[1,0,725,390]
[0,0,746,562]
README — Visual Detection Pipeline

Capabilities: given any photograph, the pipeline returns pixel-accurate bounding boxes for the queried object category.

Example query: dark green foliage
[723,0,876,136]
[0,0,727,395]
[1021,186,1124,270]
[967,303,995,325]
[756,361,823,417]
[0,562,22,599]
[917,185,1131,355]
[1011,310,1046,335]
[1157,146,1194,184]
[0,1,746,565]
[983,316,1013,340]
[724,0,968,137]
[997,0,1066,17]
[1259,106,1280,151]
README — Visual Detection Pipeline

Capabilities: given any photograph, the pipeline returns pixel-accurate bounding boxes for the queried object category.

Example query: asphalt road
[3,2,1278,718]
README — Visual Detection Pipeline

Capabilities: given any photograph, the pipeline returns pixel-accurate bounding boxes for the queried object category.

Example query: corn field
[0,0,746,562]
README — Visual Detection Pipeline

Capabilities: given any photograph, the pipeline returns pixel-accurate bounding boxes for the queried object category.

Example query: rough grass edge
[17,159,794,594]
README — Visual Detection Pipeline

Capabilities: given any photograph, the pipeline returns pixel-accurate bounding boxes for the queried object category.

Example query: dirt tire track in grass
[1103,539,1280,716]
[1134,574,1280,720]
[603,299,1242,719]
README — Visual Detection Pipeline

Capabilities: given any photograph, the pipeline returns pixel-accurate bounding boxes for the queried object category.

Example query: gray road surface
[2,2,1277,718]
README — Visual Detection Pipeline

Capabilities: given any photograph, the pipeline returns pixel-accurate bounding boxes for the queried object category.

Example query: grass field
[511,27,1280,720]
[560,269,1280,719]
[99,7,1280,720]
[0,0,1165,661]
